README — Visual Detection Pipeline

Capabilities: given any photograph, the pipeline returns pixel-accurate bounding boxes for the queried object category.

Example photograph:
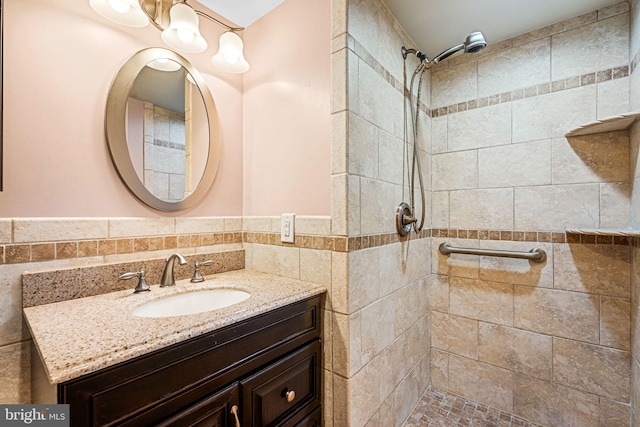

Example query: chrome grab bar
[439,243,547,263]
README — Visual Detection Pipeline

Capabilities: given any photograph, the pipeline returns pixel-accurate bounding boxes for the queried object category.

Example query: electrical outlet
[281,213,295,243]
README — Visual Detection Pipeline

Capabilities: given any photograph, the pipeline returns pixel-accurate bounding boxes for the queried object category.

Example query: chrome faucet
[160,253,187,287]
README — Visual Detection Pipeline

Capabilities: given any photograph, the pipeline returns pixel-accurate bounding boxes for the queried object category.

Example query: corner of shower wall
[630,1,640,425]
[329,0,433,426]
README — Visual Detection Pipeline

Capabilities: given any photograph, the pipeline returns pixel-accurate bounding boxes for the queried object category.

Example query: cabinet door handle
[230,405,241,427]
[284,389,296,403]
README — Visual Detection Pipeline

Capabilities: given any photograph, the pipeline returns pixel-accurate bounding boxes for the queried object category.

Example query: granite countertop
[23,269,326,384]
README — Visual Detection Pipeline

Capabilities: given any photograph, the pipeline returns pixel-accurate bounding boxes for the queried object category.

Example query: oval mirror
[106,48,221,211]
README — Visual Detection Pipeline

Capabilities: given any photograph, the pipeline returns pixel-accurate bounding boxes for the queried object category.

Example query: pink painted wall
[0,0,331,218]
[0,0,243,217]
[242,0,332,216]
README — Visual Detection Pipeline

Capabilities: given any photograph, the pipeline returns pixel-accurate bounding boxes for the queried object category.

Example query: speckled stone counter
[24,269,326,384]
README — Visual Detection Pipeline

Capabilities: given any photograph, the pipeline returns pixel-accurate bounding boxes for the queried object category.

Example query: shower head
[403,31,487,69]
[464,31,487,53]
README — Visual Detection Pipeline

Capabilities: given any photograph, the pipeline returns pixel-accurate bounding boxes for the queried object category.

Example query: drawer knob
[284,388,296,403]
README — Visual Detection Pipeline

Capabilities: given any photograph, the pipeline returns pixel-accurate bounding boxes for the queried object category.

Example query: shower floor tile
[403,387,543,427]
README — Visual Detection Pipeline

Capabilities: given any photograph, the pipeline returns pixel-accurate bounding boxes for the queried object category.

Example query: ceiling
[198,0,625,58]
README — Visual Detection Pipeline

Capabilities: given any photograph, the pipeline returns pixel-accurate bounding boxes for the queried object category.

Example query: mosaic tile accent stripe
[431,65,629,117]
[1,228,631,264]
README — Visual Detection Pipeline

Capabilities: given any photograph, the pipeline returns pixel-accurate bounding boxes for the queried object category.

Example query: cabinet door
[155,382,240,427]
[240,340,321,427]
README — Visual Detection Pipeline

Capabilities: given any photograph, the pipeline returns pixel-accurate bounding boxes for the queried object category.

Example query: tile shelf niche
[565,228,640,237]
[565,111,640,137]
[564,112,640,238]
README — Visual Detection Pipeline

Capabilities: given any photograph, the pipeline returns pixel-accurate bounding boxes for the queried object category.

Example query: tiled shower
[2,0,640,426]
[331,0,640,425]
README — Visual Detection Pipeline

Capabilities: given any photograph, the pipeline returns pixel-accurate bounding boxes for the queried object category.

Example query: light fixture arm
[194,10,243,32]
[139,0,244,32]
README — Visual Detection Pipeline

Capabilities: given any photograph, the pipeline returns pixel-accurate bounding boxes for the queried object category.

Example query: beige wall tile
[514,373,599,426]
[250,244,300,280]
[348,247,380,312]
[241,217,276,233]
[349,112,380,178]
[108,218,175,238]
[223,217,242,232]
[478,38,551,98]
[448,355,514,412]
[479,140,552,188]
[447,103,511,152]
[597,77,630,119]
[515,184,600,230]
[175,217,225,234]
[432,151,477,191]
[331,174,348,236]
[378,130,404,186]
[378,243,406,297]
[554,243,630,298]
[553,132,630,185]
[512,86,597,143]
[449,277,514,326]
[450,188,514,230]
[331,49,348,114]
[0,219,11,244]
[331,251,349,314]
[360,178,397,235]
[431,191,449,228]
[514,285,600,343]
[553,337,630,401]
[601,182,631,229]
[428,274,449,312]
[332,112,348,174]
[13,218,109,243]
[479,241,554,288]
[360,296,396,363]
[633,358,640,427]
[431,348,449,390]
[356,59,403,137]
[479,323,552,380]
[300,249,332,287]
[599,397,631,427]
[551,14,629,81]
[432,237,480,279]
[344,175,362,236]
[431,311,478,359]
[601,296,631,351]
[292,216,332,235]
[332,311,362,377]
[431,116,448,154]
[431,60,477,108]
[631,0,640,57]
[0,341,30,404]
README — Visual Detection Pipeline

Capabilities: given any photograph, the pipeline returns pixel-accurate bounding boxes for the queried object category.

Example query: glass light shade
[89,0,149,28]
[211,31,250,74]
[161,3,207,53]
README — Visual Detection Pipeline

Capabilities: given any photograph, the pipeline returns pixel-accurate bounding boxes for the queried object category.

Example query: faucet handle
[119,268,151,293]
[191,260,213,283]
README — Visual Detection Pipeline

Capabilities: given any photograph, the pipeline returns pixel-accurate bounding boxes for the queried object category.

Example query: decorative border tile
[431,66,629,117]
[1,227,629,265]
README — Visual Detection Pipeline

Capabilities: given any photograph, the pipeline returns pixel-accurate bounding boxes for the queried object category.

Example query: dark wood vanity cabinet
[58,296,323,427]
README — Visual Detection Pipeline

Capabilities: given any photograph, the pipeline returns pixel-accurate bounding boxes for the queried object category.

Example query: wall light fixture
[89,0,250,73]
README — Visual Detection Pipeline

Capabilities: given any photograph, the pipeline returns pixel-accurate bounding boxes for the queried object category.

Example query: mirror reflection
[106,48,221,211]
[126,60,208,202]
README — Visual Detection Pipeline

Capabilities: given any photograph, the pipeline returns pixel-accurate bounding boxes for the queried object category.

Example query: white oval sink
[132,289,250,318]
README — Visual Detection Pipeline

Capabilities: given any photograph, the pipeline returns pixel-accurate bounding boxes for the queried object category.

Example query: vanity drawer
[240,340,321,427]
[59,296,322,427]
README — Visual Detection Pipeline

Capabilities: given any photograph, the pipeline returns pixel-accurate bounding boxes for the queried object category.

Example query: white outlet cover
[281,213,295,243]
